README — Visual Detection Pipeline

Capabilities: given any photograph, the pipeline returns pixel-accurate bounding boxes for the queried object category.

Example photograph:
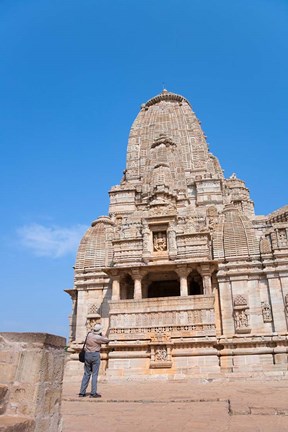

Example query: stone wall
[0,332,66,432]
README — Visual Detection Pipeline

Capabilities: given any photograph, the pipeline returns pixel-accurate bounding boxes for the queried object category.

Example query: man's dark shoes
[78,393,86,397]
[90,393,101,398]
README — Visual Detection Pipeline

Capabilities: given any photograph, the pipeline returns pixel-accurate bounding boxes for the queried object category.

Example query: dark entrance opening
[147,280,180,298]
[188,271,203,295]
[120,274,134,299]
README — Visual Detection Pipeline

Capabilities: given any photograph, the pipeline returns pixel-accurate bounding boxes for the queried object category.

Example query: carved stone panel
[149,333,172,369]
[153,231,167,252]
[109,297,216,339]
[261,302,273,323]
[233,295,251,334]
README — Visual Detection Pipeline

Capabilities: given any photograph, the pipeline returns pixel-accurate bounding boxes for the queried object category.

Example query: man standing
[79,323,109,398]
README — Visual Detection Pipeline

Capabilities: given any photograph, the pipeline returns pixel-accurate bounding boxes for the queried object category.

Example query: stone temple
[65,89,288,380]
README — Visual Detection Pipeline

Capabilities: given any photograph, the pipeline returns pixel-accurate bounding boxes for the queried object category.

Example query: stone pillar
[167,224,177,260]
[200,265,212,295]
[65,289,77,342]
[267,272,287,333]
[280,273,288,293]
[247,274,263,333]
[213,285,222,336]
[134,277,142,300]
[177,267,189,296]
[112,277,120,301]
[217,273,234,336]
[203,275,212,295]
[180,275,188,296]
[142,223,151,263]
[75,290,89,341]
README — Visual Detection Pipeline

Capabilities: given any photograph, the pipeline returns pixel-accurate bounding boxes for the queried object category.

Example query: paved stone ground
[61,378,288,432]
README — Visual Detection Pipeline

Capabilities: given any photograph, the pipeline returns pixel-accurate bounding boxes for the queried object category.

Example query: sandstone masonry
[65,90,288,380]
[0,332,66,431]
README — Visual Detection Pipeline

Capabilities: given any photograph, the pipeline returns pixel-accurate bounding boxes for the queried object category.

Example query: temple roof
[143,89,192,108]
[268,205,288,223]
[125,88,220,184]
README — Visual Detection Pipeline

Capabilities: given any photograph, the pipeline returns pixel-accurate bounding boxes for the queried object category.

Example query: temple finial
[162,82,167,92]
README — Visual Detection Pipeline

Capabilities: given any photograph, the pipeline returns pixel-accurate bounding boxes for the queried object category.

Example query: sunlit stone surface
[65,90,288,380]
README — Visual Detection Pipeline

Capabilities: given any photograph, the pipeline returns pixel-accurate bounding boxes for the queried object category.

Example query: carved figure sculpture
[153,232,167,251]
[155,347,168,361]
[234,310,249,330]
[261,302,272,322]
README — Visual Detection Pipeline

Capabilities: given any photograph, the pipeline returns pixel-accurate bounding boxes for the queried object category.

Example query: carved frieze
[113,238,143,263]
[148,202,176,217]
[176,232,210,259]
[109,305,216,339]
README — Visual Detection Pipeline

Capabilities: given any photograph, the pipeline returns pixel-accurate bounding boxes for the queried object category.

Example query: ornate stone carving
[233,295,250,334]
[86,303,101,331]
[70,89,288,379]
[260,236,272,254]
[278,229,288,247]
[234,295,248,307]
[261,302,272,323]
[155,347,168,361]
[151,134,176,149]
[109,301,216,338]
[149,332,172,369]
[176,233,210,260]
[234,310,249,331]
[153,231,167,252]
[86,318,100,331]
[148,202,176,217]
[88,304,99,315]
[150,333,171,342]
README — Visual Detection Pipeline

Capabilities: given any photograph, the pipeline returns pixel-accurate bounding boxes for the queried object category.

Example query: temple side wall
[0,332,66,432]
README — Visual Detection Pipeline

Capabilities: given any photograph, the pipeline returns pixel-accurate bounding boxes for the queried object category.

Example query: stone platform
[61,377,288,431]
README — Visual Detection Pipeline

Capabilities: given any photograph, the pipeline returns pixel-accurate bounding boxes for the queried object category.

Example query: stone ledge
[0,332,66,348]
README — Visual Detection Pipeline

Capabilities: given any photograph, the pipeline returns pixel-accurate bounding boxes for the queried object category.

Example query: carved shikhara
[66,89,288,380]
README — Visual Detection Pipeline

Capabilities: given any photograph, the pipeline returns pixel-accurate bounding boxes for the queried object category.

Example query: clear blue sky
[1,0,287,339]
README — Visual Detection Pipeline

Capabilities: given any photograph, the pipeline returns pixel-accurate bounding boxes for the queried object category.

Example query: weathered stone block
[0,333,65,432]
